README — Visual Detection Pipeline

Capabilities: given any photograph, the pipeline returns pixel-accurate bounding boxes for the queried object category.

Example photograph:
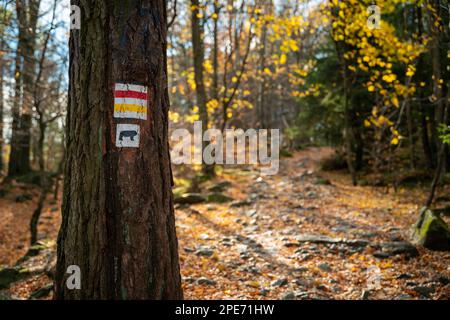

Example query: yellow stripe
[114,104,147,113]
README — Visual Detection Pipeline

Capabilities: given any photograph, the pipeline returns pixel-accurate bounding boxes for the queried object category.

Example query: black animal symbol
[119,130,138,141]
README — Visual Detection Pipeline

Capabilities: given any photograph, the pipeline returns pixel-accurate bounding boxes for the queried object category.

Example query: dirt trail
[1,147,449,300]
[177,147,450,300]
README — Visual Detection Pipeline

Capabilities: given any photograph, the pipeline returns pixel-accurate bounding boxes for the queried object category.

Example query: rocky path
[177,147,450,300]
[1,147,450,300]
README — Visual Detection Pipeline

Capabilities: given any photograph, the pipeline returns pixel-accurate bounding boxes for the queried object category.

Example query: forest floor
[1,147,450,300]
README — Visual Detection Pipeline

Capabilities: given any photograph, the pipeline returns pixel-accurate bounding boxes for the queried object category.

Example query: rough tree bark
[55,0,183,299]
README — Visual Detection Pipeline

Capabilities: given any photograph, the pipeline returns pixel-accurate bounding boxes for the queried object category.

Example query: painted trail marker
[114,83,148,120]
[116,124,140,148]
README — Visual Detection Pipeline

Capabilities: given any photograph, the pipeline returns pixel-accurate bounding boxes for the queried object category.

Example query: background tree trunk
[190,0,214,176]
[8,0,40,177]
[55,0,183,300]
[0,36,4,173]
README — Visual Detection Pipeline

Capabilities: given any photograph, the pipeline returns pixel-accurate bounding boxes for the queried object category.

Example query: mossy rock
[313,176,331,185]
[280,149,293,158]
[208,181,232,193]
[412,208,450,251]
[206,193,233,203]
[174,193,206,205]
[28,283,53,300]
[0,266,31,289]
[15,242,49,265]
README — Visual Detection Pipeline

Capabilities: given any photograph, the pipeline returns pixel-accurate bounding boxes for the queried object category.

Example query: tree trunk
[428,0,444,172]
[8,0,40,177]
[416,6,434,168]
[212,1,220,101]
[190,0,214,176]
[0,37,4,173]
[55,0,183,300]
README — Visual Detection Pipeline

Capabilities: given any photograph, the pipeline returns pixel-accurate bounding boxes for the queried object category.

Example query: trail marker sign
[116,124,140,148]
[114,83,148,120]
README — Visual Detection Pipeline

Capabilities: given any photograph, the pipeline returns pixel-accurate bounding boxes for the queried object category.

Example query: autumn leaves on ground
[1,147,449,300]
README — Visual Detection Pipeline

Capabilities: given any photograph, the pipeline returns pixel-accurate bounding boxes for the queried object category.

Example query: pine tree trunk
[55,0,182,300]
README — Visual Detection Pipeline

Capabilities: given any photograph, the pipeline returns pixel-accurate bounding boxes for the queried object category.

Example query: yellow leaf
[392,96,399,107]
[391,137,399,145]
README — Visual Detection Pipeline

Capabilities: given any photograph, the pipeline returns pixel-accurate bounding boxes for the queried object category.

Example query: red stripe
[114,90,148,100]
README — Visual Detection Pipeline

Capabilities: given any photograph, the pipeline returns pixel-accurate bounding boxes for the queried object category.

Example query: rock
[271,278,288,287]
[15,193,33,203]
[373,251,391,259]
[396,273,413,280]
[195,246,214,257]
[259,288,269,296]
[318,263,331,272]
[395,294,413,300]
[434,275,450,285]
[413,285,435,298]
[230,200,252,207]
[27,243,48,257]
[373,241,419,258]
[314,177,331,185]
[361,289,370,300]
[206,192,233,203]
[174,193,206,205]
[0,267,31,289]
[28,283,53,299]
[281,291,295,300]
[199,233,210,240]
[295,234,369,247]
[196,277,216,286]
[293,279,309,287]
[294,291,310,299]
[245,209,257,217]
[412,208,450,251]
[306,191,318,199]
[208,181,232,193]
[183,276,196,283]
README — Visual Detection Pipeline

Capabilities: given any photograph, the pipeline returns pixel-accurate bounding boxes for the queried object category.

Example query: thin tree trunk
[212,1,220,101]
[406,101,416,169]
[416,6,434,168]
[429,0,444,167]
[0,37,4,173]
[191,0,214,176]
[55,0,182,299]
